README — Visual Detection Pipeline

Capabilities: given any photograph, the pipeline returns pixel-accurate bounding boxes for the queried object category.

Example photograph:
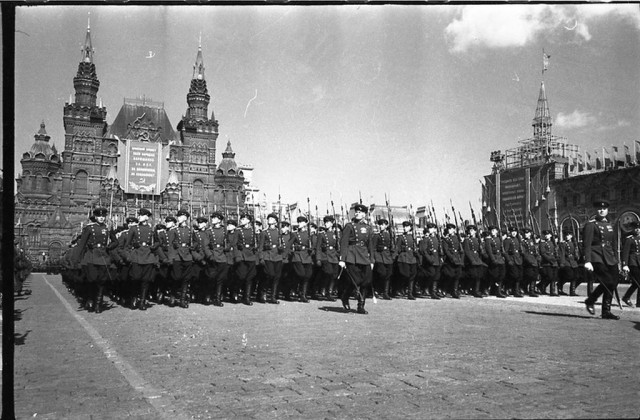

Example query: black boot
[496,281,507,298]
[326,279,336,302]
[513,281,523,298]
[569,280,578,296]
[214,281,225,306]
[472,279,483,298]
[357,299,368,315]
[587,278,594,295]
[242,281,253,306]
[138,282,149,310]
[341,289,351,311]
[407,280,416,300]
[430,280,441,300]
[268,279,280,304]
[528,281,539,297]
[95,285,104,314]
[179,281,189,308]
[451,279,460,299]
[601,295,619,320]
[299,280,309,303]
[549,280,558,297]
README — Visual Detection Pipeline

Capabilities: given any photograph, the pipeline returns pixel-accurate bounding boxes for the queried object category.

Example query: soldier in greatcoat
[372,218,395,300]
[125,208,158,310]
[622,221,640,308]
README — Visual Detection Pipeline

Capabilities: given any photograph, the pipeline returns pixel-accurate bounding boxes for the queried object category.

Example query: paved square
[3,274,640,419]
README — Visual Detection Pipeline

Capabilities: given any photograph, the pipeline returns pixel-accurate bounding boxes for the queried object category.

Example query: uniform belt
[350,242,366,246]
[245,244,251,248]
[140,242,149,247]
[95,244,103,248]
[215,244,222,248]
[181,243,188,247]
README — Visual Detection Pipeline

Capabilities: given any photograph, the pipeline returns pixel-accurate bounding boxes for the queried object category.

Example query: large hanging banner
[123,141,163,195]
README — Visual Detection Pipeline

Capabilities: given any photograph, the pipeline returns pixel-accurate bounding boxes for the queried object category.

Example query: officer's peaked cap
[210,212,224,220]
[126,216,139,224]
[426,222,437,229]
[267,213,279,221]
[376,218,388,225]
[93,207,108,217]
[165,216,177,223]
[227,219,238,226]
[280,221,290,227]
[593,199,610,208]
[488,225,498,231]
[402,221,412,228]
[297,216,308,223]
[240,212,253,221]
[196,216,208,224]
[542,229,552,235]
[323,215,335,223]
[466,224,477,231]
[177,209,190,218]
[138,208,152,216]
[354,204,368,213]
[445,223,456,230]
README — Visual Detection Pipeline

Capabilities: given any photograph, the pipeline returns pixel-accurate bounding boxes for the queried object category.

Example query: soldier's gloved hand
[259,259,265,266]
[316,260,322,267]
[623,265,630,273]
[584,262,594,272]
[338,261,346,269]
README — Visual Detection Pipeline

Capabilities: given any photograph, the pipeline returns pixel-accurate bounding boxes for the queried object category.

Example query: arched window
[75,170,88,195]
[27,225,40,247]
[193,180,204,200]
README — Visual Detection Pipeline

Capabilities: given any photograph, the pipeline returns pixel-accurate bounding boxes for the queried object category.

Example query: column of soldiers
[58,199,627,320]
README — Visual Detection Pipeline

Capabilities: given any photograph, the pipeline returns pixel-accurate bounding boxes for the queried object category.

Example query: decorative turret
[185,39,210,121]
[73,17,100,108]
[17,121,62,198]
[217,140,239,175]
[532,81,552,141]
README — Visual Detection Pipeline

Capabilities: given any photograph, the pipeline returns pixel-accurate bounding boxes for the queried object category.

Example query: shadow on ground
[524,310,596,320]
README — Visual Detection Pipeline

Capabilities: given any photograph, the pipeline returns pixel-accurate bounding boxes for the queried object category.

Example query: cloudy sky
[11,4,640,218]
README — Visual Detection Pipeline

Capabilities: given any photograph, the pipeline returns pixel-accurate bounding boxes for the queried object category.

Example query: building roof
[107,98,177,144]
[26,121,59,160]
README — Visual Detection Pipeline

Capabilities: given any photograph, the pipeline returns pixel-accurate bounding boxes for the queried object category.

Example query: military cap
[466,224,477,231]
[227,219,238,227]
[593,199,610,208]
[521,227,532,234]
[267,213,279,221]
[155,224,167,231]
[126,216,139,224]
[542,229,552,235]
[210,212,224,220]
[425,222,437,229]
[254,220,263,227]
[280,221,290,227]
[138,208,152,217]
[196,216,208,224]
[488,225,498,231]
[376,218,388,225]
[353,203,368,213]
[297,216,308,223]
[445,223,457,230]
[318,226,327,232]
[93,207,108,217]
[508,226,518,232]
[176,209,190,218]
[165,216,177,223]
[240,212,253,221]
[323,215,336,223]
[310,222,318,229]
[402,221,412,228]
[562,230,573,236]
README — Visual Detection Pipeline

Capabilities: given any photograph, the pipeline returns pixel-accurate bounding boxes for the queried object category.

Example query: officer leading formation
[55,199,631,319]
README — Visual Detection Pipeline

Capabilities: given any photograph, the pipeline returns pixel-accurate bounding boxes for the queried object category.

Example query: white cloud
[555,110,597,129]
[444,4,640,53]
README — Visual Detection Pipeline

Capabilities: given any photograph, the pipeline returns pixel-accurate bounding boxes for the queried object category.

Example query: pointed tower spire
[193,38,205,81]
[532,81,552,141]
[222,140,235,159]
[82,14,94,63]
[182,39,210,121]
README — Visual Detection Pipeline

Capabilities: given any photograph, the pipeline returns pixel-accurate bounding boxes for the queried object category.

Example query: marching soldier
[257,213,285,304]
[113,216,138,305]
[202,212,228,306]
[338,203,374,314]
[584,200,620,319]
[74,207,118,313]
[288,216,314,302]
[169,210,195,308]
[396,221,419,300]
[279,220,293,300]
[538,230,559,296]
[235,212,258,305]
[622,221,640,308]
[558,230,580,296]
[372,218,395,300]
[520,227,540,297]
[315,215,340,301]
[125,208,158,310]
[441,223,464,299]
[484,226,507,298]
[503,226,524,297]
[192,216,210,303]
[463,225,485,298]
[420,222,443,299]
[225,219,239,302]
[153,220,172,304]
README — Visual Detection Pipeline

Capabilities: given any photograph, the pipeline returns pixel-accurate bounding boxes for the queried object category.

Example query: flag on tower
[542,50,551,74]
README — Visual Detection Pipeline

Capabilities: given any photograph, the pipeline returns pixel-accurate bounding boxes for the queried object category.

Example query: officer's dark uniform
[153,217,175,304]
[584,200,620,319]
[396,221,419,299]
[622,221,640,307]
[257,213,285,304]
[235,213,258,305]
[339,204,374,314]
[372,219,395,300]
[125,208,158,310]
[224,220,239,302]
[520,228,540,297]
[503,227,524,297]
[202,212,228,306]
[538,230,559,296]
[288,216,314,302]
[191,216,211,303]
[75,208,118,313]
[442,224,464,299]
[315,215,340,301]
[169,210,195,308]
[558,232,580,296]
[419,223,442,299]
[463,225,486,298]
[484,227,506,298]
[113,218,138,305]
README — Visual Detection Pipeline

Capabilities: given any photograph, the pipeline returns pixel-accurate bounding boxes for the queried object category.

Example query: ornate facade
[15,22,251,263]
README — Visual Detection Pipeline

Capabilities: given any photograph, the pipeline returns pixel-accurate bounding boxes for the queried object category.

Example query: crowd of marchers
[56,201,639,317]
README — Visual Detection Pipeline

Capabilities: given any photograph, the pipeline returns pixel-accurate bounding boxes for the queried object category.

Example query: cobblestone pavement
[3,273,640,419]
